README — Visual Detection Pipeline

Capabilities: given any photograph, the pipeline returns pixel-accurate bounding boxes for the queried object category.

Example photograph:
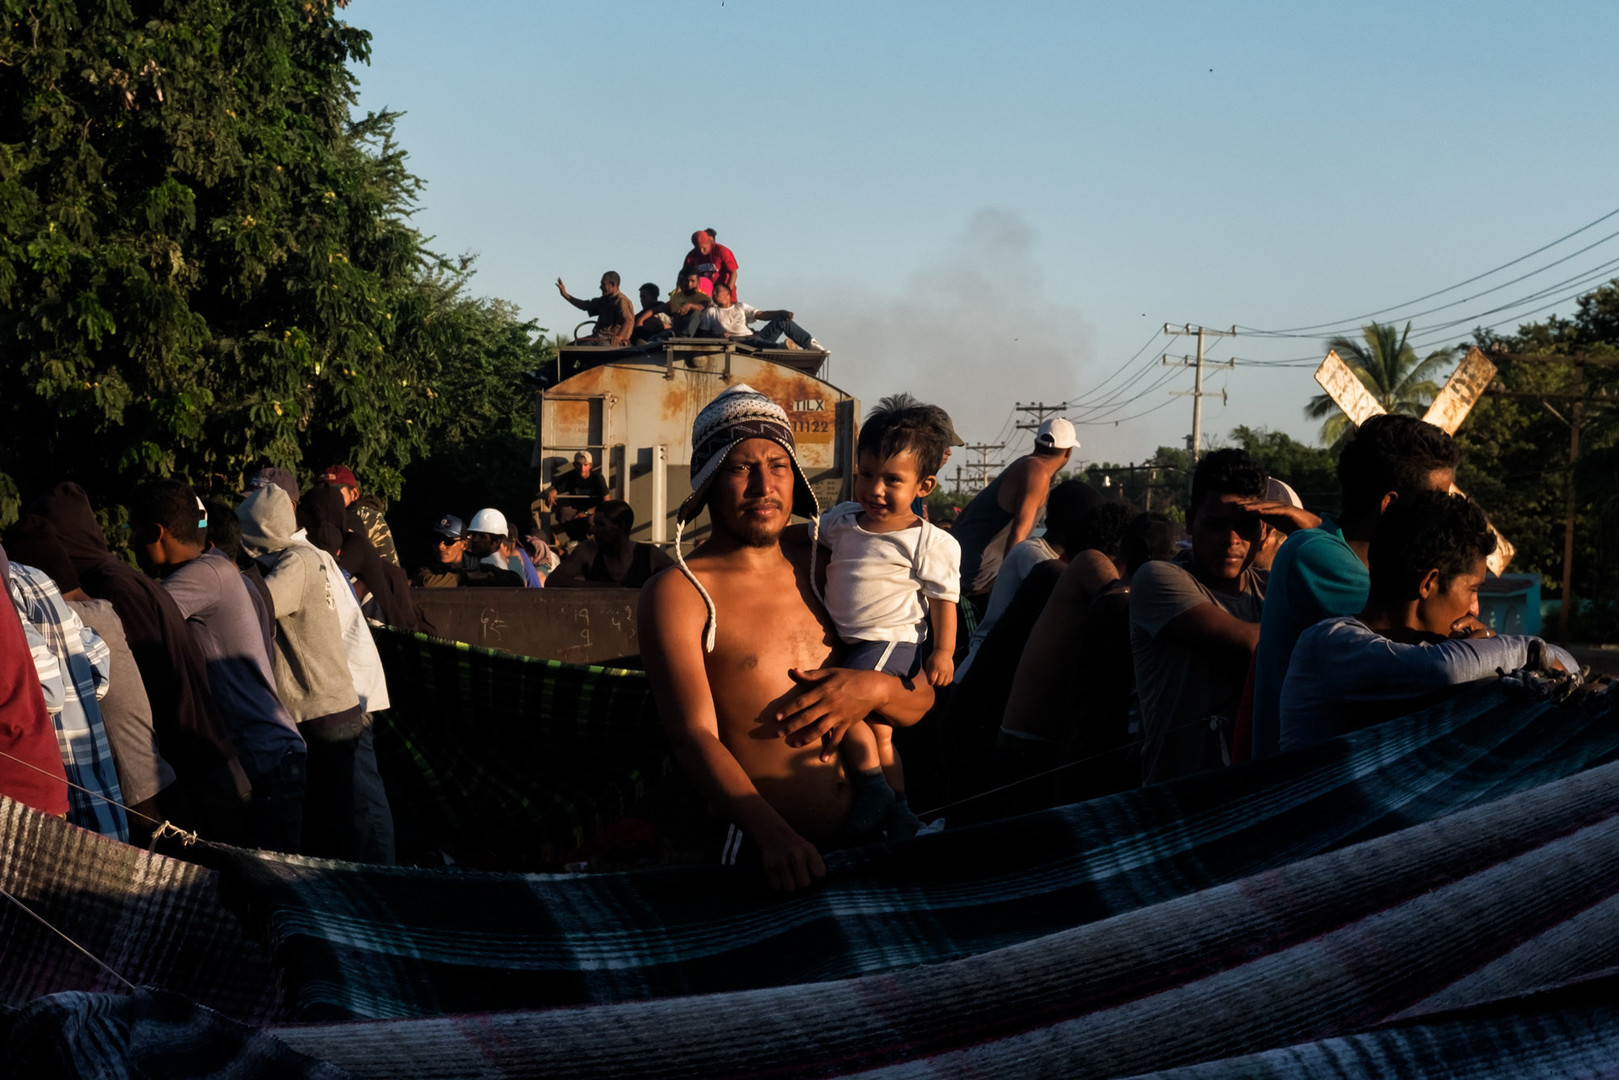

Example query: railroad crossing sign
[1314,346,1514,575]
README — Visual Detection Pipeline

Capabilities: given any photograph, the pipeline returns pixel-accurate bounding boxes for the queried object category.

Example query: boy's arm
[924,597,956,685]
[638,569,825,892]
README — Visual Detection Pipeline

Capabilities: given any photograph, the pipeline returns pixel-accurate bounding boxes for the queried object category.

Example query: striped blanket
[0,676,1615,1077]
[368,626,669,867]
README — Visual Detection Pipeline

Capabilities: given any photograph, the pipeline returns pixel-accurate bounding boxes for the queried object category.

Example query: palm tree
[1305,321,1455,446]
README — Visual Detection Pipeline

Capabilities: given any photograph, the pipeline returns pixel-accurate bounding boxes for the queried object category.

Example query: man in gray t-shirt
[132,481,306,853]
[1130,450,1316,785]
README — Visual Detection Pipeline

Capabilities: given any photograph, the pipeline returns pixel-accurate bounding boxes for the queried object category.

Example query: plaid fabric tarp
[211,678,1619,1021]
[262,744,1619,1077]
[0,797,276,1023]
[4,678,1618,1077]
[1,990,349,1080]
[368,626,669,867]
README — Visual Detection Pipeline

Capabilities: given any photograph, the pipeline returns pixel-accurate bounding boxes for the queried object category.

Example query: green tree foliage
[1304,321,1456,446]
[0,0,528,525]
[1455,283,1619,633]
[1228,426,1339,514]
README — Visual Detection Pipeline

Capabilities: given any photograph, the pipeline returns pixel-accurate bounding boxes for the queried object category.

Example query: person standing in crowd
[546,501,673,589]
[679,227,738,299]
[131,481,307,853]
[951,417,1076,610]
[1249,415,1461,761]
[464,509,525,587]
[413,516,468,588]
[0,545,70,818]
[315,464,399,568]
[6,517,175,842]
[7,556,128,840]
[1281,491,1572,750]
[640,384,937,892]
[1130,449,1314,784]
[238,484,367,860]
[557,272,635,346]
[956,479,1104,681]
[33,482,249,837]
[295,485,397,863]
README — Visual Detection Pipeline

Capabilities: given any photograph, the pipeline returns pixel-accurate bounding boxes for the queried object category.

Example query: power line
[1237,203,1619,337]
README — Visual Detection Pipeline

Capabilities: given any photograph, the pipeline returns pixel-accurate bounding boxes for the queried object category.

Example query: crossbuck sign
[1314,346,1514,576]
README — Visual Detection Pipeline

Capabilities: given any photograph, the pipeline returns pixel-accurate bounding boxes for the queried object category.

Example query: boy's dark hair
[639,282,659,297]
[1368,490,1495,603]
[204,500,244,561]
[130,479,206,547]
[859,402,951,480]
[1337,414,1461,517]
[1122,512,1184,576]
[1059,501,1137,559]
[595,499,635,533]
[1188,448,1268,517]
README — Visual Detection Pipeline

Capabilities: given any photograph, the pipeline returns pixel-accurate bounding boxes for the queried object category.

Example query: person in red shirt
[679,229,738,299]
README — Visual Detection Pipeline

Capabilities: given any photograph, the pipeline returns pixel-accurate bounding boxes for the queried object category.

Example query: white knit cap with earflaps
[673,383,822,651]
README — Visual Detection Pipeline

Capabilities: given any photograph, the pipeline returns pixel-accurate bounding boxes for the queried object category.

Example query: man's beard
[717,504,785,548]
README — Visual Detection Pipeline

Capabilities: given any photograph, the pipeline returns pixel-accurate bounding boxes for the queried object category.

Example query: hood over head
[238,485,298,555]
[29,482,114,571]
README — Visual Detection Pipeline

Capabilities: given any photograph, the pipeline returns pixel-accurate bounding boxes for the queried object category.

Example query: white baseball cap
[1035,417,1078,450]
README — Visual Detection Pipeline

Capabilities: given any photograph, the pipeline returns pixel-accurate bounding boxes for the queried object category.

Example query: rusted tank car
[533,341,857,548]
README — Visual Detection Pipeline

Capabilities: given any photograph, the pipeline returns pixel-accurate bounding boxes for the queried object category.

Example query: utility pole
[1164,324,1236,460]
[961,443,1005,491]
[1014,401,1066,434]
[1487,351,1618,643]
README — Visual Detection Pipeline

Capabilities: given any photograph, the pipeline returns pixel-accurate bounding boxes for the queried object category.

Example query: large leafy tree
[0,0,488,524]
[1304,321,1455,446]
[1455,284,1619,637]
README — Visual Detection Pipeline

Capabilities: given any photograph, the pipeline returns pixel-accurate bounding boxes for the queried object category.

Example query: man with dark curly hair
[1131,449,1317,784]
[1250,415,1461,760]
[1280,491,1571,751]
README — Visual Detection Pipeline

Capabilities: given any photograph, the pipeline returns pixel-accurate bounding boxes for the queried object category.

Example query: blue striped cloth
[8,564,128,841]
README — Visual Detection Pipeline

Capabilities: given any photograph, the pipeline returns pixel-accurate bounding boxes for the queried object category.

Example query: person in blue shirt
[1249,415,1461,760]
[1281,491,1570,749]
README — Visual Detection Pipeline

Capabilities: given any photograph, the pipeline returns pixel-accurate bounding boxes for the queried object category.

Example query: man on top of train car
[556,272,634,346]
[697,284,824,352]
[640,385,935,893]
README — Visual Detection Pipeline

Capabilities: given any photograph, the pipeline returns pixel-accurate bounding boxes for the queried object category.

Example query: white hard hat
[468,508,509,536]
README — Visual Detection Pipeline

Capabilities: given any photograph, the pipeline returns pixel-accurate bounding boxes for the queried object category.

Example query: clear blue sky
[348,0,1619,470]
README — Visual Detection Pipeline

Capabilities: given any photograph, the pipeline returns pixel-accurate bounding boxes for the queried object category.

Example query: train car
[531,338,858,550]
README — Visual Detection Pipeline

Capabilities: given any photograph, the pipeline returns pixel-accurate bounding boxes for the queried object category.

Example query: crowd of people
[0,378,1577,890]
[640,388,1576,891]
[557,229,823,351]
[0,467,410,859]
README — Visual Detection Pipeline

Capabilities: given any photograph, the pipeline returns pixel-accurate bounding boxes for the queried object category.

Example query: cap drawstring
[671,516,719,653]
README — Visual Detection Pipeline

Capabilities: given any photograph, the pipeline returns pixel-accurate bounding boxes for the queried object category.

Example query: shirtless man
[640,385,936,892]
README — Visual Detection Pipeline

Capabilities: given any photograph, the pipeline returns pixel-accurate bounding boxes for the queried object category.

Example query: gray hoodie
[237,486,359,725]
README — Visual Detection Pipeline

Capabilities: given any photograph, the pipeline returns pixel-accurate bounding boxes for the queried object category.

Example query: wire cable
[1237,203,1619,337]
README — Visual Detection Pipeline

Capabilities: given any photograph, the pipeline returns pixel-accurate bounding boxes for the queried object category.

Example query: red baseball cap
[318,464,358,490]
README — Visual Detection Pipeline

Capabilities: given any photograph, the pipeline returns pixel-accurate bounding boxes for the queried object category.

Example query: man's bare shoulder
[639,562,706,626]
